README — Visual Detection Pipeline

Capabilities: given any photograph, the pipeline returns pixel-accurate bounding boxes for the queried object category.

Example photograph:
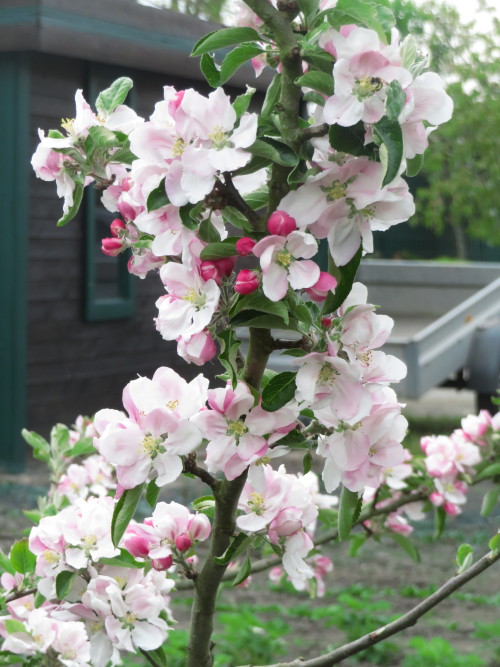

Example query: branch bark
[236,547,500,667]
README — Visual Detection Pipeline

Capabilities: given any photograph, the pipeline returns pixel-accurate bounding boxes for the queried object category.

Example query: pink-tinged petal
[238,434,268,460]
[191,410,228,439]
[153,453,183,487]
[288,259,320,290]
[253,235,282,261]
[262,262,289,301]
[236,512,269,532]
[131,619,167,651]
[209,146,252,172]
[286,231,318,259]
[164,421,202,455]
[327,218,361,266]
[205,435,237,473]
[164,160,189,207]
[116,457,151,489]
[145,408,179,438]
[98,423,144,466]
[279,184,328,228]
[323,95,364,127]
[94,408,128,434]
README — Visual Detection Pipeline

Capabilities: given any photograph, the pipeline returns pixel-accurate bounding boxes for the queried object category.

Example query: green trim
[84,65,136,322]
[0,53,30,471]
[0,6,195,53]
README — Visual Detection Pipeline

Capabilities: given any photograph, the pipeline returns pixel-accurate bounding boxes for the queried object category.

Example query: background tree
[389,0,500,258]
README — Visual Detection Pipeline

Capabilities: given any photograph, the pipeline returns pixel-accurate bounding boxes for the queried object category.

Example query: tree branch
[222,172,263,230]
[4,587,38,604]
[183,454,218,490]
[236,547,500,667]
[298,123,329,142]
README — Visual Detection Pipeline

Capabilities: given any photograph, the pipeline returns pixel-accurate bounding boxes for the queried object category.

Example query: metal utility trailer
[241,260,500,409]
[356,260,500,407]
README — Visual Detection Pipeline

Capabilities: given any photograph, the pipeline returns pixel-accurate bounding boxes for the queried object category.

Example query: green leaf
[406,153,424,178]
[391,533,420,563]
[200,53,221,88]
[231,310,298,331]
[85,126,125,156]
[51,423,71,455]
[145,647,167,667]
[111,483,144,547]
[303,90,326,107]
[329,121,372,157]
[281,348,306,357]
[244,187,269,210]
[147,178,170,212]
[96,77,133,116]
[322,245,362,314]
[338,486,361,541]
[303,451,313,474]
[220,43,264,84]
[9,540,36,574]
[214,533,251,565]
[232,553,252,587]
[232,154,272,177]
[56,571,76,600]
[57,181,84,226]
[276,428,307,448]
[489,533,500,553]
[21,429,50,462]
[385,81,406,121]
[247,138,298,167]
[261,74,282,117]
[99,548,145,569]
[146,479,161,508]
[474,462,500,482]
[400,35,417,70]
[261,372,297,412]
[348,534,366,558]
[233,87,256,118]
[230,291,289,324]
[23,510,42,525]
[217,330,242,389]
[301,50,335,74]
[319,0,394,42]
[200,241,238,260]
[4,619,26,634]
[296,71,333,96]
[433,506,446,540]
[192,495,216,512]
[198,218,222,244]
[34,591,46,608]
[221,206,254,231]
[65,437,96,458]
[0,550,15,575]
[110,146,137,165]
[298,0,320,25]
[456,543,474,568]
[373,117,403,187]
[480,488,499,517]
[48,129,65,139]
[191,27,261,56]
[179,204,198,230]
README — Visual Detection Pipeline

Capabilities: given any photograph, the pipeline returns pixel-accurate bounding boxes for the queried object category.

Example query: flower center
[81,534,97,550]
[142,435,161,458]
[326,181,347,201]
[43,550,60,564]
[166,399,179,410]
[123,612,137,628]
[227,420,248,437]
[183,288,207,308]
[354,76,383,100]
[248,492,265,515]
[61,117,75,133]
[276,250,293,267]
[319,363,339,385]
[208,126,229,149]
[172,138,187,157]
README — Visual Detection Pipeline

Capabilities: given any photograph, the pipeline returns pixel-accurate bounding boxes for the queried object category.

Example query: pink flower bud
[217,256,236,278]
[188,514,212,542]
[152,555,173,571]
[175,534,193,552]
[123,531,150,558]
[101,237,124,257]
[177,330,217,366]
[236,236,257,256]
[235,269,259,295]
[117,200,139,222]
[200,260,222,285]
[267,210,297,236]
[110,218,126,237]
[444,502,461,516]
[321,317,333,329]
[429,491,444,507]
[305,272,338,302]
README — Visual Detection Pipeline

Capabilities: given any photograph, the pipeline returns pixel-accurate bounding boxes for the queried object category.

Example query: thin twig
[4,587,38,604]
[298,123,329,142]
[236,547,500,666]
[183,455,218,490]
[222,172,263,229]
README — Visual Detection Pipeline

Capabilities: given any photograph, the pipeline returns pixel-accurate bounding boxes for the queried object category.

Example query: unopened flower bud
[200,260,222,285]
[236,237,256,256]
[175,534,193,552]
[101,237,124,257]
[321,317,333,329]
[305,272,337,302]
[110,218,126,237]
[217,256,236,278]
[152,555,173,571]
[235,269,259,295]
[267,210,297,236]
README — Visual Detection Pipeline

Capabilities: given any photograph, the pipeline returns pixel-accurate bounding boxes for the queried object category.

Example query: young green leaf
[213,533,251,565]
[261,74,282,117]
[247,138,298,167]
[200,53,221,88]
[0,550,15,575]
[338,486,361,541]
[144,647,168,667]
[21,429,50,462]
[296,70,334,96]
[232,553,252,587]
[65,437,96,458]
[111,483,144,547]
[385,80,406,121]
[147,178,170,212]
[480,488,499,517]
[474,462,500,482]
[191,27,262,57]
[198,218,222,244]
[406,153,424,177]
[329,121,372,157]
[261,372,297,412]
[145,478,161,508]
[200,241,238,260]
[57,181,84,227]
[217,330,242,389]
[321,245,362,315]
[9,539,36,574]
[303,451,313,474]
[233,86,256,118]
[230,291,289,324]
[373,117,403,187]
[4,619,26,635]
[99,548,145,569]
[391,533,421,563]
[96,77,133,116]
[56,571,77,600]
[433,506,446,540]
[220,43,264,84]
